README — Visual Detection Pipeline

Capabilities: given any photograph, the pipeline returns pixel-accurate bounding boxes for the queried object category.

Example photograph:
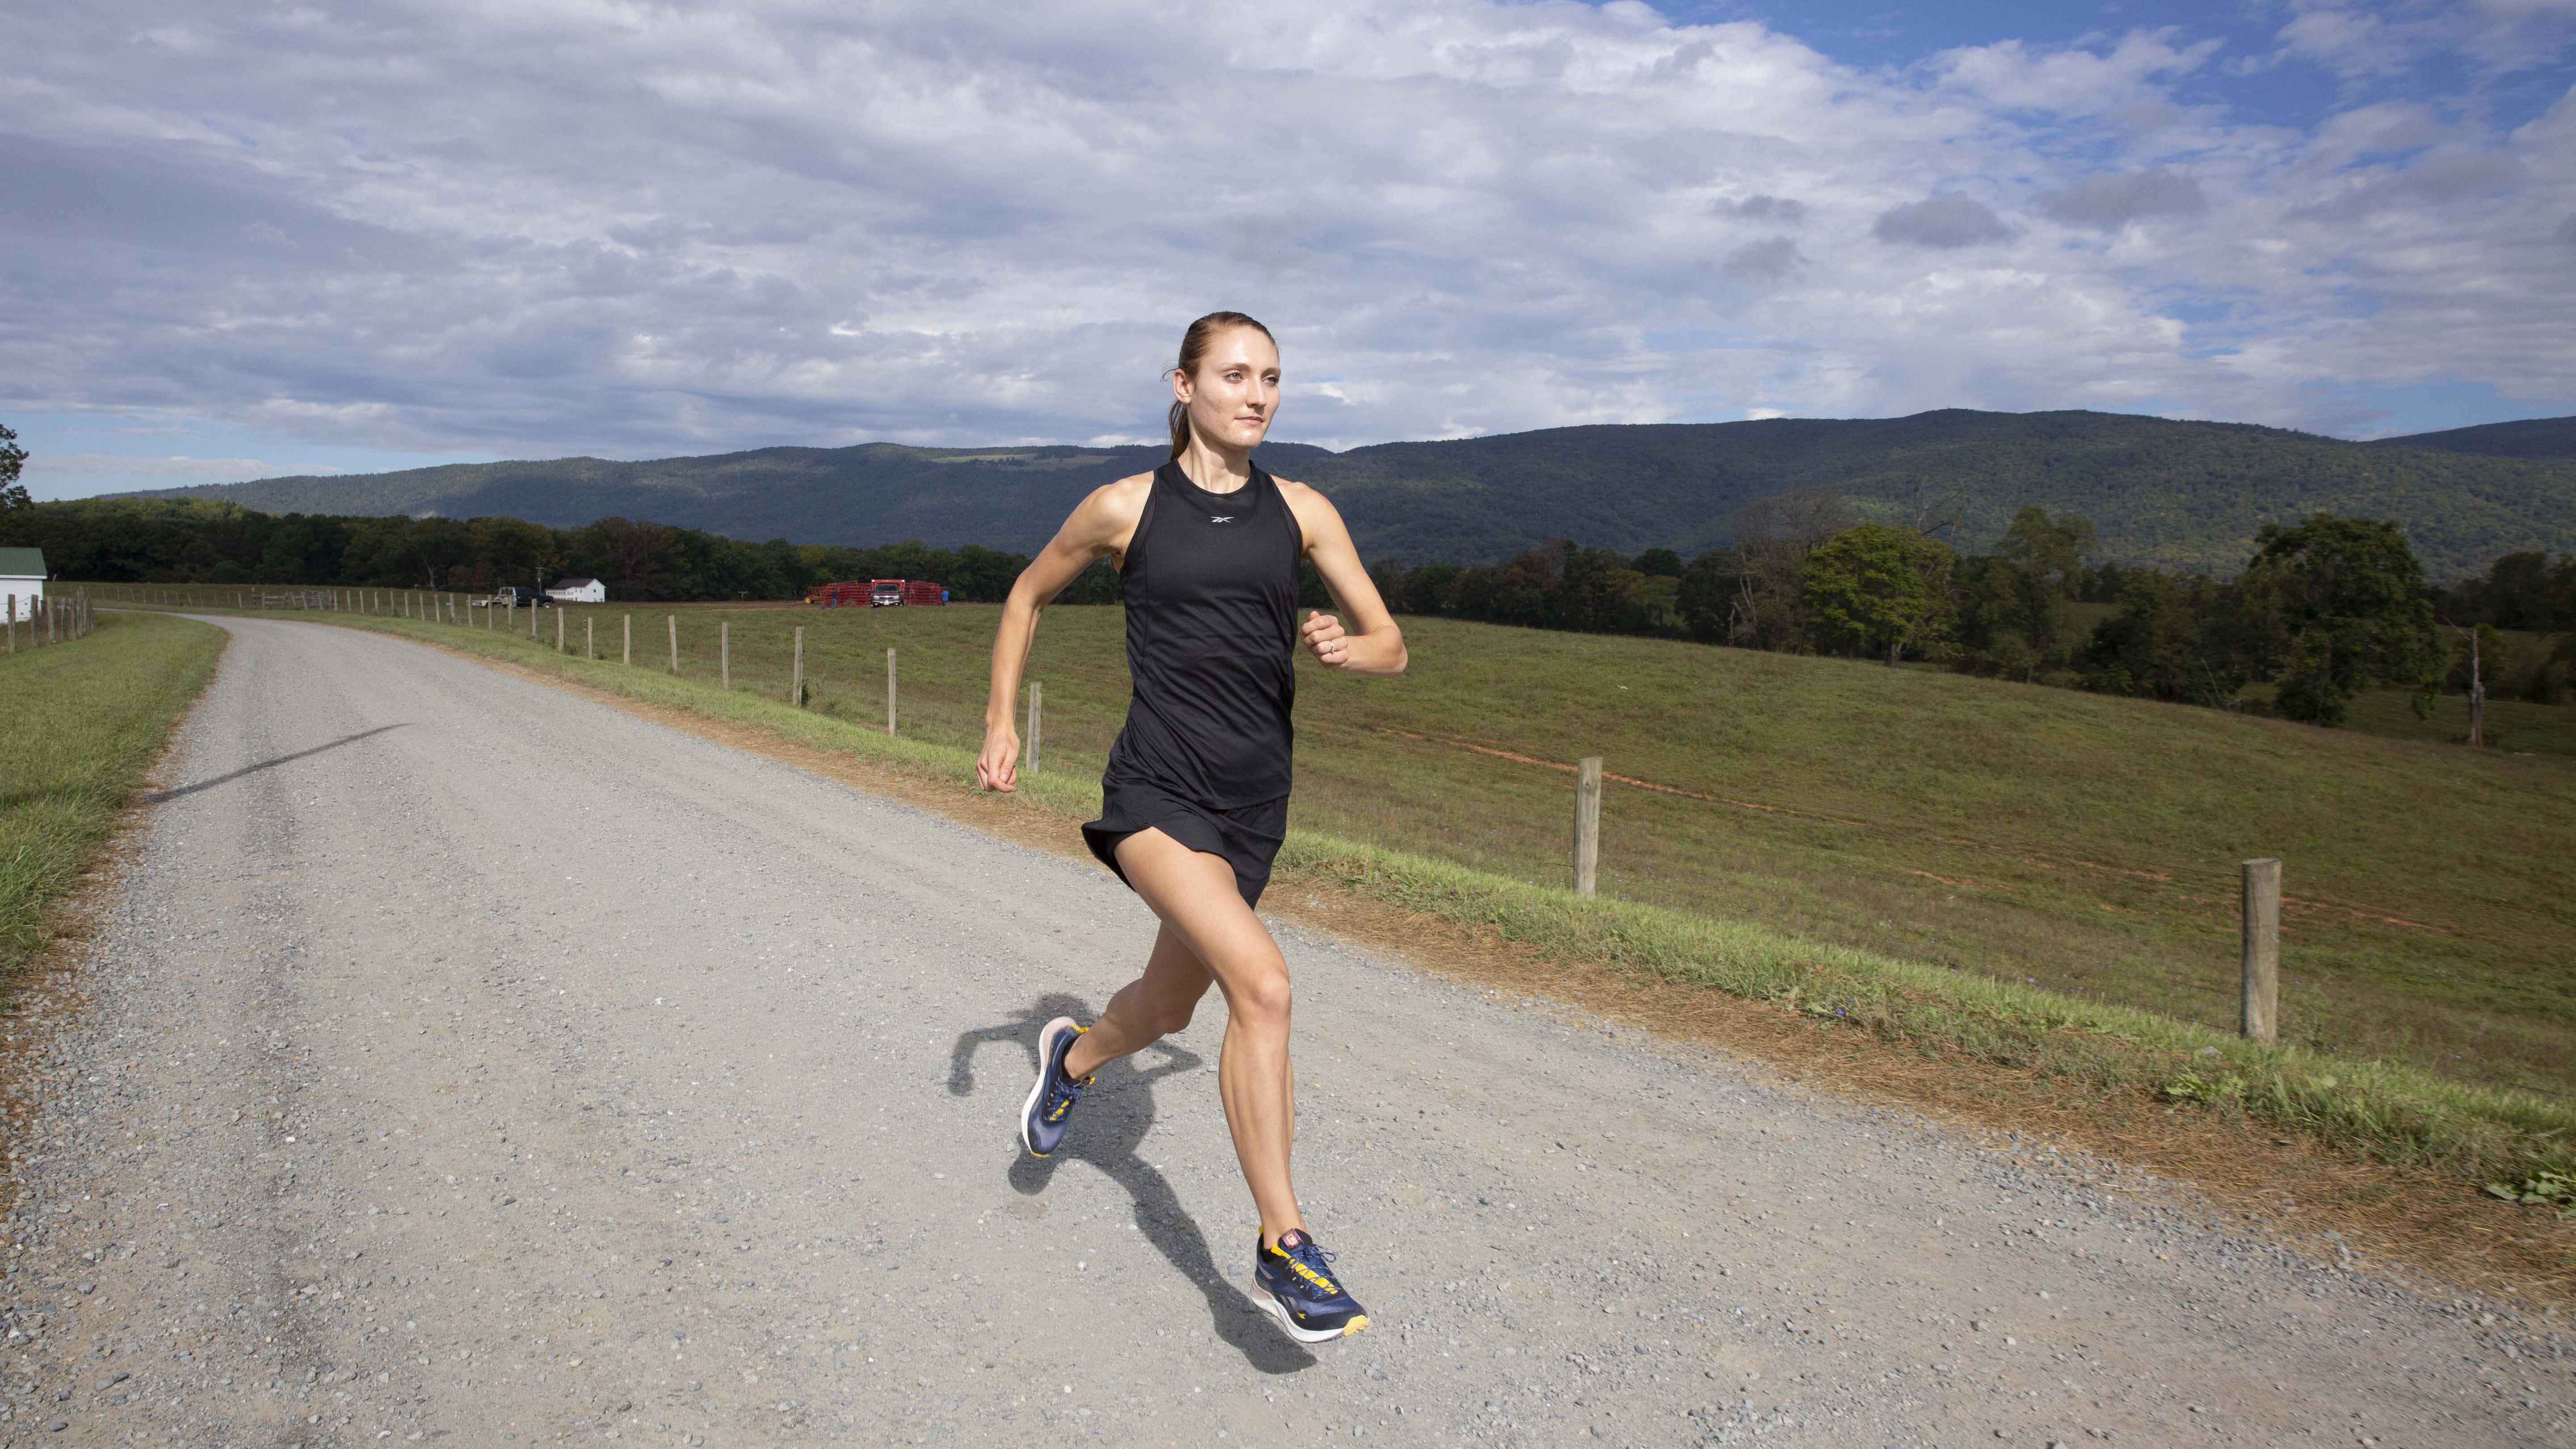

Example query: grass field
[96,591,2576,1233]
[0,610,226,975]
[160,591,2572,1104]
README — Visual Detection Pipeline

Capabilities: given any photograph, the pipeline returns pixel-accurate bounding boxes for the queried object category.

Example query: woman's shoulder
[1271,474,1341,516]
[1085,470,1157,518]
[1053,470,1157,553]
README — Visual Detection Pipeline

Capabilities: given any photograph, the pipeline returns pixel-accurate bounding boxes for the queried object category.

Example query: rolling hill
[2375,416,2576,461]
[114,409,2576,578]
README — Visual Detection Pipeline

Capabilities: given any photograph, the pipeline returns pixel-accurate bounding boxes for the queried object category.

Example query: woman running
[976,311,1407,1344]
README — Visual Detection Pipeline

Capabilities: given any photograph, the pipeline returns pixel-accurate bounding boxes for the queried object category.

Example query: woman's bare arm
[1280,480,1407,676]
[978,476,1149,791]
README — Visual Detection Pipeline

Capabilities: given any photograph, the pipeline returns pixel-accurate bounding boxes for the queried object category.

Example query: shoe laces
[1042,1063,1090,1123]
[1274,1236,1340,1296]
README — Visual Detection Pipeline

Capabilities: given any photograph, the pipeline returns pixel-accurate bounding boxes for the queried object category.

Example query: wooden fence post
[2241,857,2281,1043]
[886,648,898,735]
[1574,756,1603,898]
[6,594,13,655]
[1025,680,1042,771]
[791,627,805,705]
[586,616,595,660]
[667,615,678,673]
[622,614,631,664]
[720,621,730,689]
[555,608,565,652]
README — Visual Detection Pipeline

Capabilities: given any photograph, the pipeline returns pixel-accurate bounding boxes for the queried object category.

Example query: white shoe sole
[1252,1279,1369,1343]
[1019,1016,1079,1156]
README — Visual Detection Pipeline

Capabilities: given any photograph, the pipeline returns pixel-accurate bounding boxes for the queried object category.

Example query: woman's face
[1175,327,1280,454]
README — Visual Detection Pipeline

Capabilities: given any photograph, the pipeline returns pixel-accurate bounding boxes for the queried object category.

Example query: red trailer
[869,579,947,607]
[806,579,946,606]
[806,580,873,607]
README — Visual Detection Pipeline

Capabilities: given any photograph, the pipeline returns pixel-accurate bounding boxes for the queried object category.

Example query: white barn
[546,577,607,603]
[0,547,43,622]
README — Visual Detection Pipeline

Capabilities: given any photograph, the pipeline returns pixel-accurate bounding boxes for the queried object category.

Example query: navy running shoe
[1253,1229,1370,1343]
[1019,1016,1093,1157]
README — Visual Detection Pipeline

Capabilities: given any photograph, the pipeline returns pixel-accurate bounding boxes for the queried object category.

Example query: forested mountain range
[2376,415,2576,461]
[114,408,2576,580]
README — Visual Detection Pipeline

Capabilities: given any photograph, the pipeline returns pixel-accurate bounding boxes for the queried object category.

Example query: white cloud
[30,453,342,482]
[1873,194,2015,248]
[2035,168,2211,231]
[0,0,2568,462]
[17,452,348,501]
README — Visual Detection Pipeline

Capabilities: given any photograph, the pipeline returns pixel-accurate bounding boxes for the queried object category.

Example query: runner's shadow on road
[949,995,1315,1374]
[140,723,409,804]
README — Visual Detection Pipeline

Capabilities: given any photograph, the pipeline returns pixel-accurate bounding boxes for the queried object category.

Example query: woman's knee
[1226,963,1293,1030]
[1146,994,1200,1037]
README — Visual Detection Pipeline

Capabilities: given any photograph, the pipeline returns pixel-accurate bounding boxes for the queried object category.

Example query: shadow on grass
[948,993,1313,1375]
[141,724,408,804]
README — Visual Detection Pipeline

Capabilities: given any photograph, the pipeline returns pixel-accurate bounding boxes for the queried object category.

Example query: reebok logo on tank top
[1210,515,1234,523]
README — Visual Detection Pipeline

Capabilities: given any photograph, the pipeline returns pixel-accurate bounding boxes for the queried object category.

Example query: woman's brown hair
[1166,311,1277,461]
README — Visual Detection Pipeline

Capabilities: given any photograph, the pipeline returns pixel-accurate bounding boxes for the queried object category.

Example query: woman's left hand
[1301,609,1351,668]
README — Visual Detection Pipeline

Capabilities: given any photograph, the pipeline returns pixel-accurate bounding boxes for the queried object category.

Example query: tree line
[0,495,1082,606]
[1361,487,2573,727]
[6,471,2565,727]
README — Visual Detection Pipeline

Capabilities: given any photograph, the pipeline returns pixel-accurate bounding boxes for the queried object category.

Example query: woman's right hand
[976,724,1021,792]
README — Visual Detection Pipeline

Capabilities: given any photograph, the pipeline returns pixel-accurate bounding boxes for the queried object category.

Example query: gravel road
[0,615,2567,1447]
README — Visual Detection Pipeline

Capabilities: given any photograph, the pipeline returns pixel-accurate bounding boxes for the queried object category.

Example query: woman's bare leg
[1095,827,1304,1246]
[1061,921,1212,1077]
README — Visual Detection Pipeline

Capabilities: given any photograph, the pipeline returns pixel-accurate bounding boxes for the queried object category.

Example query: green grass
[0,610,227,974]
[94,589,2576,1192]
[108,589,2576,1100]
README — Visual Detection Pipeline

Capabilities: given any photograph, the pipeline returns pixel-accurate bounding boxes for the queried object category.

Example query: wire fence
[5,587,97,652]
[76,577,2544,1067]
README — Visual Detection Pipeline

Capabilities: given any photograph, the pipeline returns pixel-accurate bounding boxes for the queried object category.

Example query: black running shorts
[1081,779,1288,907]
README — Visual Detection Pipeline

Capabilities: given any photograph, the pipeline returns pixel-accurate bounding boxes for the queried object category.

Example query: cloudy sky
[5,0,2573,499]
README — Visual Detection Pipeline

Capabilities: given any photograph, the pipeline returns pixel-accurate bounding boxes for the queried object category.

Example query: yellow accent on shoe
[1340,1314,1369,1337]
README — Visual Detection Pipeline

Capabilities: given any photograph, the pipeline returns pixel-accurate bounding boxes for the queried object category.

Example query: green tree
[1630,547,1683,578]
[1801,523,1957,666]
[2235,515,2439,727]
[0,423,28,512]
[2078,570,2248,706]
[1696,486,1855,649]
[1994,506,2094,668]
[1675,549,1734,643]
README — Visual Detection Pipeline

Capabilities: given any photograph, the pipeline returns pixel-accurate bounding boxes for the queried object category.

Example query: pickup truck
[470,587,552,609]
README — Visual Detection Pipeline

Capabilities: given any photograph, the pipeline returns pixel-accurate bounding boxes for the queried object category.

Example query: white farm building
[0,547,43,622]
[546,577,607,603]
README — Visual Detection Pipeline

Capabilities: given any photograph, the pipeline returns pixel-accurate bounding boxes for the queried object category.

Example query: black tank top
[1104,461,1303,808]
